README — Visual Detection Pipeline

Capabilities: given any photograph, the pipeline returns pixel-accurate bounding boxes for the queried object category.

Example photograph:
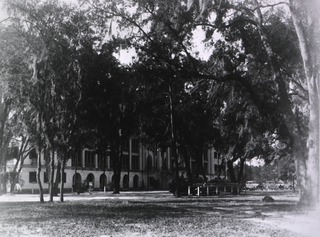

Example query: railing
[188,183,240,196]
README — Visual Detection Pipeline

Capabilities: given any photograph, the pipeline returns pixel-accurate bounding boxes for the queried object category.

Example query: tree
[289,0,320,205]
[83,0,193,195]
[2,0,86,202]
[0,24,29,193]
[175,82,220,181]
[4,104,38,194]
[8,135,33,193]
[185,0,317,205]
[0,83,13,193]
[80,41,139,194]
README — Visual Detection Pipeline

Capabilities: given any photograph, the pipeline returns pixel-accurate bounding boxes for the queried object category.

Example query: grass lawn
[0,190,317,237]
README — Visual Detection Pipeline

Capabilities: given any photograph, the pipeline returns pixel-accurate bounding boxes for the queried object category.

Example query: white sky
[0,1,8,21]
[0,0,214,65]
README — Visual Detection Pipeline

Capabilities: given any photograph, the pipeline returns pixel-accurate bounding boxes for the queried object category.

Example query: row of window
[203,151,221,161]
[25,147,220,174]
[29,172,66,184]
[28,163,224,185]
[72,151,141,171]
[123,139,140,153]
[28,164,225,184]
[12,144,219,166]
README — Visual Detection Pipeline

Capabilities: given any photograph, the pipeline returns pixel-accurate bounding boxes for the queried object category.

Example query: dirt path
[253,210,320,237]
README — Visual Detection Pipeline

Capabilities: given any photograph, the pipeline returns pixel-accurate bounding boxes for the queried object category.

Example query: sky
[0,0,213,65]
[0,0,78,20]
[0,1,8,21]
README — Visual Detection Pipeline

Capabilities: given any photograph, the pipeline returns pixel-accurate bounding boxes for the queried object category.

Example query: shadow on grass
[0,194,300,225]
[0,201,190,225]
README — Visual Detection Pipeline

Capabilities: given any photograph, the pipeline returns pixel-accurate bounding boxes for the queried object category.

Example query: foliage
[79,41,140,193]
[1,0,91,201]
[0,19,33,193]
[183,0,308,190]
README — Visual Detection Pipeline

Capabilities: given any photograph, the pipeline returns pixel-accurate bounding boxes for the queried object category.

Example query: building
[5,138,224,193]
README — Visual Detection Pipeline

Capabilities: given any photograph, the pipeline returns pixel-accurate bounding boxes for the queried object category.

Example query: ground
[0,190,319,237]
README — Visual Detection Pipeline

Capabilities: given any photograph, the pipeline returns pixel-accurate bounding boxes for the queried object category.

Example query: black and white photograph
[0,0,319,236]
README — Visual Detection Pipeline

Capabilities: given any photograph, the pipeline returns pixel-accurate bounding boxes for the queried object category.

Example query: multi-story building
[5,138,224,193]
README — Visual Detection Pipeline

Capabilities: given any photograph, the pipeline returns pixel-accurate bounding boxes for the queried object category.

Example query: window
[110,156,113,169]
[162,155,167,170]
[132,155,139,170]
[29,172,37,183]
[161,149,165,158]
[44,172,66,183]
[71,151,82,167]
[203,150,208,161]
[57,172,67,183]
[122,154,129,170]
[204,163,208,173]
[29,148,37,165]
[154,157,158,170]
[29,148,37,159]
[191,161,196,171]
[214,164,219,172]
[146,155,152,171]
[44,172,49,183]
[214,152,218,159]
[85,150,95,168]
[170,158,174,171]
[8,146,19,159]
[123,140,129,152]
[98,153,107,169]
[132,139,139,153]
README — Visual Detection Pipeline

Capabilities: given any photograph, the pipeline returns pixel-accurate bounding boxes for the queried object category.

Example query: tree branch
[289,92,308,101]
[291,77,308,95]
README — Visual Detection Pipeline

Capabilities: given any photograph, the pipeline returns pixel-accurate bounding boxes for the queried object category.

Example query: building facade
[6,138,224,193]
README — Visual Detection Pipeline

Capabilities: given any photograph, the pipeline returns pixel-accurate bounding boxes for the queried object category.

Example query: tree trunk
[111,142,121,194]
[180,145,192,181]
[0,139,10,194]
[292,145,307,203]
[53,160,61,196]
[10,172,18,194]
[252,1,317,205]
[36,111,44,203]
[49,149,55,202]
[198,148,207,181]
[0,98,12,194]
[237,158,245,185]
[168,83,180,197]
[289,0,320,206]
[227,160,236,183]
[59,159,65,202]
[37,146,44,203]
[305,83,319,205]
[73,150,78,192]
[113,169,121,194]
